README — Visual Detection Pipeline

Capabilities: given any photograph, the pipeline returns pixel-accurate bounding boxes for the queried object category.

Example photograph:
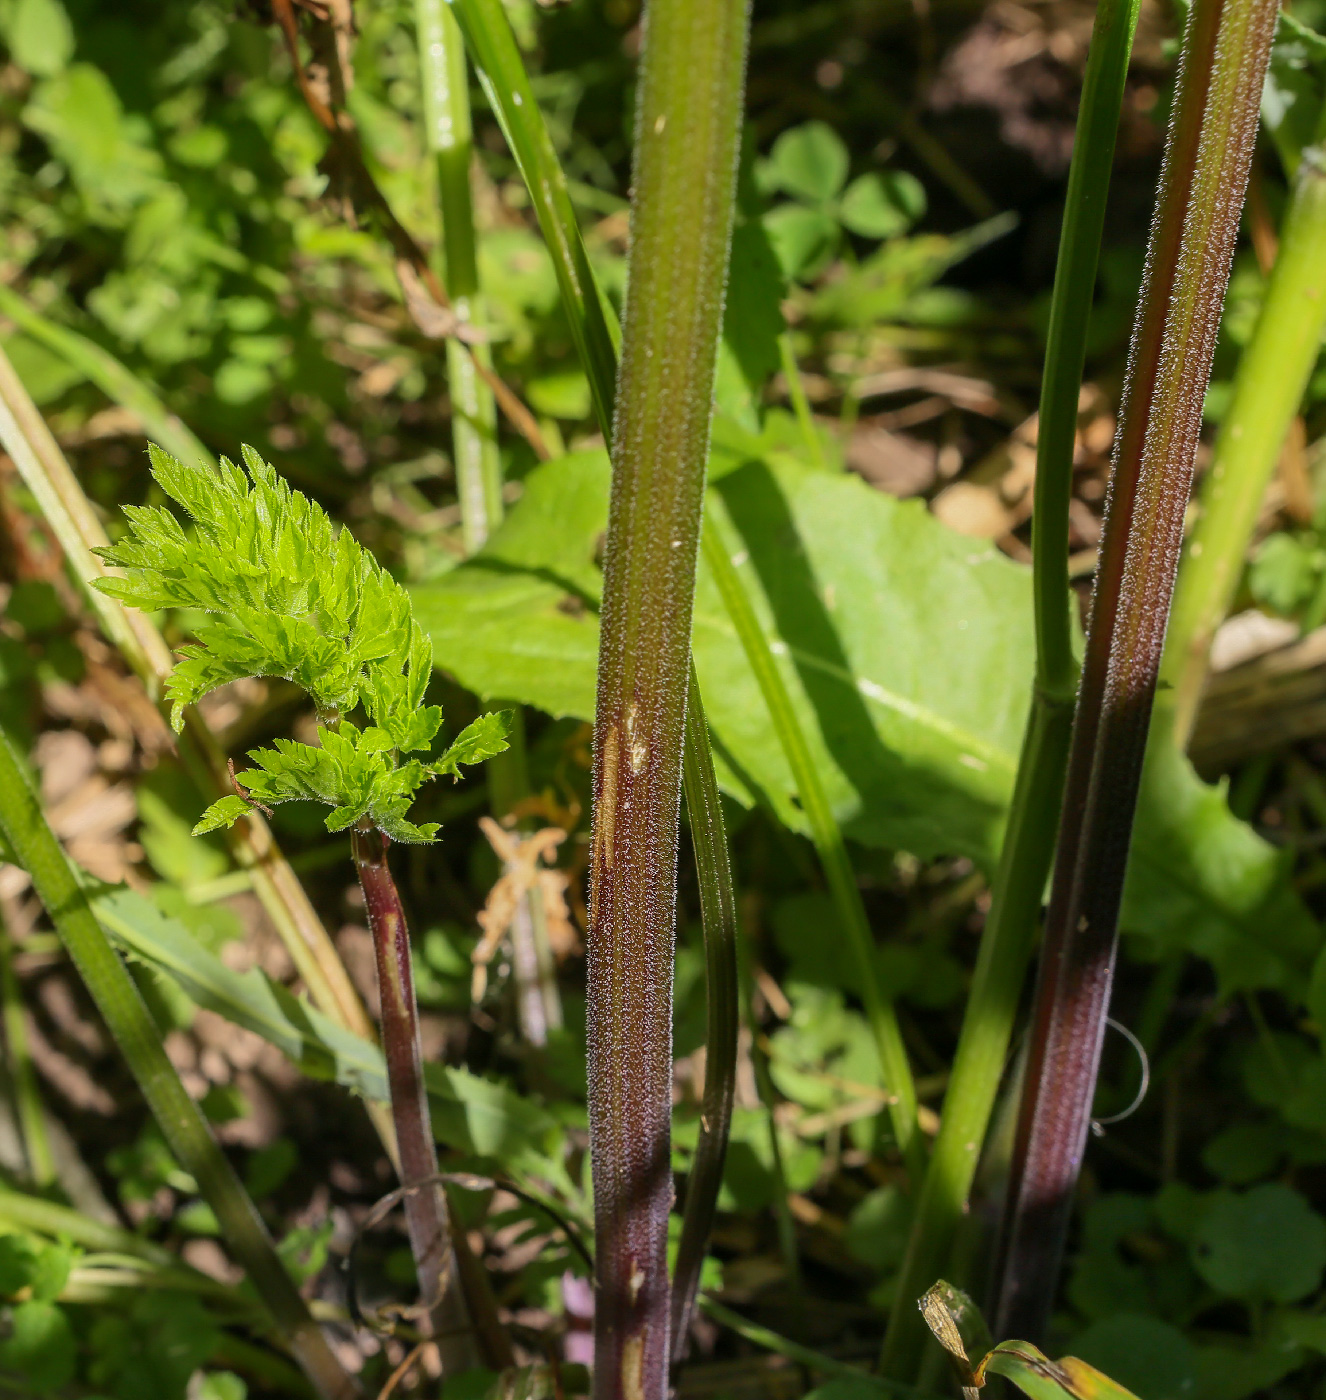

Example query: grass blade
[0,726,360,1400]
[701,516,921,1174]
[444,0,620,436]
[416,0,503,552]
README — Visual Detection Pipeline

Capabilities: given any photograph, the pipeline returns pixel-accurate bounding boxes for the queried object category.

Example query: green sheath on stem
[671,668,740,1366]
[1161,98,1326,743]
[585,3,748,1398]
[880,0,1139,1373]
[0,727,359,1400]
[417,0,502,552]
[994,0,1279,1339]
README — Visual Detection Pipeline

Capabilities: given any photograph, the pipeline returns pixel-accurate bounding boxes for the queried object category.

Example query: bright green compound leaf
[1191,1184,1326,1303]
[431,711,516,781]
[191,795,250,837]
[94,444,507,843]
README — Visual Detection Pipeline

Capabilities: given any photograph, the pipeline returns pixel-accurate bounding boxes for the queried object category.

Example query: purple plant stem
[352,825,474,1374]
[992,0,1279,1343]
[585,1,748,1397]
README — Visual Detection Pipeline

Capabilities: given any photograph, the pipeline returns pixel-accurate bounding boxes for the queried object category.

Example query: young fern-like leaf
[95,444,511,844]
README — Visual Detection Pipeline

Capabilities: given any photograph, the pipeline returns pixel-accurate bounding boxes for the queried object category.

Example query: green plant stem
[0,340,384,1123]
[993,0,1279,1340]
[585,3,748,1397]
[0,917,54,1188]
[416,0,502,552]
[1161,96,1326,745]
[702,521,921,1175]
[0,727,359,1400]
[446,0,620,433]
[671,668,740,1367]
[351,825,475,1374]
[879,0,1138,1373]
[416,8,559,1050]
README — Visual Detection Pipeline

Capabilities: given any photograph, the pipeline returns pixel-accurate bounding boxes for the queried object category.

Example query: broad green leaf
[764,122,849,203]
[1191,1184,1326,1302]
[1067,1315,1198,1400]
[763,203,840,281]
[1121,740,1321,998]
[0,1300,75,1391]
[414,447,1322,993]
[1262,11,1326,177]
[839,171,927,240]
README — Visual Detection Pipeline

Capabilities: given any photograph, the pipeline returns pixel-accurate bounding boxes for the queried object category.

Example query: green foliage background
[0,0,1325,1396]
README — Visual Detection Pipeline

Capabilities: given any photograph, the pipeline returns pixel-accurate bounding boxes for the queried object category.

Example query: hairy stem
[670,667,741,1367]
[993,0,1279,1339]
[351,826,475,1374]
[879,0,1139,1371]
[0,727,360,1400]
[586,2,748,1397]
[1161,96,1326,744]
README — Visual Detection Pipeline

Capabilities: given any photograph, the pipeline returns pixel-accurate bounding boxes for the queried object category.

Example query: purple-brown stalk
[352,825,475,1373]
[585,2,748,1398]
[992,0,1279,1341]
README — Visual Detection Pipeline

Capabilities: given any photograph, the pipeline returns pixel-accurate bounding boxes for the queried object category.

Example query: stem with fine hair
[351,825,478,1374]
[993,0,1279,1339]
[585,3,748,1398]
[701,520,921,1175]
[879,0,1139,1373]
[0,726,360,1400]
[1160,95,1326,744]
[670,668,740,1368]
